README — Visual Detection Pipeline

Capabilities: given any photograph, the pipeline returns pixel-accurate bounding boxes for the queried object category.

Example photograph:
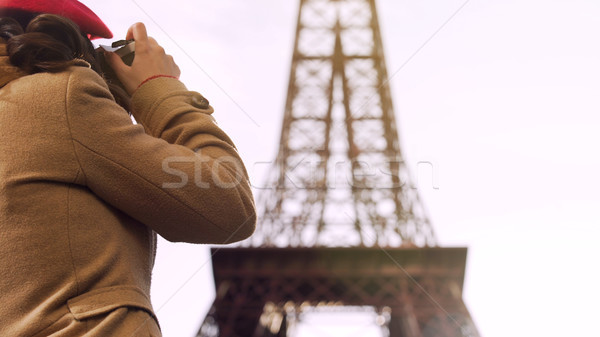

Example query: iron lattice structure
[247,0,435,248]
[198,0,479,336]
[198,248,480,337]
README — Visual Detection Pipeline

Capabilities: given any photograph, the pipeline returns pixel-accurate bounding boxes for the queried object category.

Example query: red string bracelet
[135,74,178,91]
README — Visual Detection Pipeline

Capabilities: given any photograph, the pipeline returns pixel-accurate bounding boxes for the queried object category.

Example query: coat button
[191,95,210,109]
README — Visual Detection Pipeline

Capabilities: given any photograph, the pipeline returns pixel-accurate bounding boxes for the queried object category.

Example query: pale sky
[82,1,600,336]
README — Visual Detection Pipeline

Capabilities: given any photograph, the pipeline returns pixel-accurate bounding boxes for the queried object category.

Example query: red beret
[0,0,112,39]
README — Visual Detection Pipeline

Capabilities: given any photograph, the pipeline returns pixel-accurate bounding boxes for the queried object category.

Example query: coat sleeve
[65,66,256,244]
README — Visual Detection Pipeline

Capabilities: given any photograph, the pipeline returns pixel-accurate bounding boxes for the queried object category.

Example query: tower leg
[388,303,423,337]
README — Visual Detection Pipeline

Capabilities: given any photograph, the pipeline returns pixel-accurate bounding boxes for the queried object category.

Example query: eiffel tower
[198,0,479,335]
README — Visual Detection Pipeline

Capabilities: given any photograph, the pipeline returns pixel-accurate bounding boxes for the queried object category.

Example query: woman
[0,1,256,336]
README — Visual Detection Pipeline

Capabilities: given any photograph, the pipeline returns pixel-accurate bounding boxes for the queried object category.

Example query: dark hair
[0,13,130,111]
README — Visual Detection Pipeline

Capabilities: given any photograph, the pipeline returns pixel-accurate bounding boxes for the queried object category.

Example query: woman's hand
[105,22,181,95]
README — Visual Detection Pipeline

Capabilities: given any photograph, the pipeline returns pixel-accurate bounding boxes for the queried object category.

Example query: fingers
[126,22,148,51]
[107,22,181,95]
[170,57,181,79]
[146,37,162,53]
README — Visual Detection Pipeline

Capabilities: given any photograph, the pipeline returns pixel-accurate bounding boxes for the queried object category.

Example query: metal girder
[197,248,480,337]
[246,0,436,248]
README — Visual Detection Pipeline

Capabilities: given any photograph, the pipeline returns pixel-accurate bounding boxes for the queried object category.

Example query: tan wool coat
[0,42,256,336]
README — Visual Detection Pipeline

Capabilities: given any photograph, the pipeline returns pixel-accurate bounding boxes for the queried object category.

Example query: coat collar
[0,41,26,89]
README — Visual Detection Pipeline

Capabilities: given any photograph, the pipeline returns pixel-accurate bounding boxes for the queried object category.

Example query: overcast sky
[82,1,600,336]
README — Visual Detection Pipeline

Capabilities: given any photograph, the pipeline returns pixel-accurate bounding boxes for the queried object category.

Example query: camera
[96,39,135,92]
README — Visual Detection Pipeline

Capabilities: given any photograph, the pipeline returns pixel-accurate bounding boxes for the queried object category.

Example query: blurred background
[83,1,600,336]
